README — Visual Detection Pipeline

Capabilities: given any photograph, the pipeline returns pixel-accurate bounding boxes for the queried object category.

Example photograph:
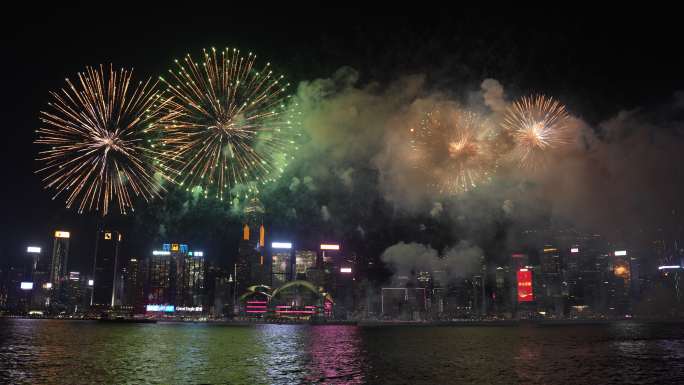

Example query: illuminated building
[295,250,317,280]
[147,248,173,306]
[493,266,513,316]
[566,246,581,273]
[238,223,269,288]
[50,231,70,291]
[235,227,253,295]
[608,250,631,315]
[124,258,145,313]
[91,230,121,308]
[271,242,294,287]
[178,250,207,308]
[320,243,342,295]
[517,269,533,303]
[334,250,356,318]
[144,244,206,314]
[268,281,333,320]
[62,272,87,313]
[237,198,269,291]
[656,265,684,312]
[539,246,563,317]
[26,246,50,310]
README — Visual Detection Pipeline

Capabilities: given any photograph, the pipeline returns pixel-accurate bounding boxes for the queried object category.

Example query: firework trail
[159,47,298,202]
[501,94,572,169]
[35,65,168,216]
[410,105,498,194]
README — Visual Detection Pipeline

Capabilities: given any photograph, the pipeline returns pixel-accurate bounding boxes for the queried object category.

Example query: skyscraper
[180,250,206,308]
[124,258,145,313]
[239,198,269,288]
[50,231,70,289]
[295,250,317,280]
[147,248,172,306]
[271,242,293,287]
[91,230,121,307]
[26,246,49,310]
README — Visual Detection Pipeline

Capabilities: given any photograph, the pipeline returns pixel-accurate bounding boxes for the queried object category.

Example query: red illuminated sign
[517,269,533,303]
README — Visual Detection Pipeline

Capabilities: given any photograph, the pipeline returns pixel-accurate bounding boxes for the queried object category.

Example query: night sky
[2,7,683,274]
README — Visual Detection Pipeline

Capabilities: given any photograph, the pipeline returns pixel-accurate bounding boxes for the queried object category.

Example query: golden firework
[158,47,298,201]
[35,65,168,216]
[411,105,498,194]
[501,95,572,169]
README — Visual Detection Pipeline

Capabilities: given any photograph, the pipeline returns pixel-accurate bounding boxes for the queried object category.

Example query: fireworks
[501,95,572,169]
[158,47,298,201]
[410,105,498,194]
[35,65,168,216]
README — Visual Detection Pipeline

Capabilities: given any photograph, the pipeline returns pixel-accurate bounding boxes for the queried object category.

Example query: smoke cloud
[143,64,684,272]
[380,241,483,286]
[275,68,684,248]
[480,78,507,113]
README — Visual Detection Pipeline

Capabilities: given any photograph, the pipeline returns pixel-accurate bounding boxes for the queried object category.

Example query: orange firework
[35,65,169,216]
[410,105,498,194]
[501,95,572,169]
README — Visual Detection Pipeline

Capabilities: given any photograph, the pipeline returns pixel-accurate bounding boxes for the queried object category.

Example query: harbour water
[1,318,683,384]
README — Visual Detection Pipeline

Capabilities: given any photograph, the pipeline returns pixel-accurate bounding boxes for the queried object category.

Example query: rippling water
[1,319,683,384]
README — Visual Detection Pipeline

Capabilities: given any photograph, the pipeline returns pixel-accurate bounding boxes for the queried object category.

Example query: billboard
[517,269,533,303]
[272,242,292,249]
[20,282,34,290]
[146,304,175,312]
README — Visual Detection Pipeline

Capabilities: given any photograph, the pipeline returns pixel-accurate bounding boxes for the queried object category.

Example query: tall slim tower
[26,246,49,309]
[239,198,268,288]
[91,230,121,307]
[50,231,70,289]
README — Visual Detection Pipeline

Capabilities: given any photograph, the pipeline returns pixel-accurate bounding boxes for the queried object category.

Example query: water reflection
[305,326,365,384]
[255,324,365,384]
[3,319,684,384]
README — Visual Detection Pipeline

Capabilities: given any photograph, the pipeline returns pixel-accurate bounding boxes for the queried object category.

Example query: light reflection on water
[1,319,684,384]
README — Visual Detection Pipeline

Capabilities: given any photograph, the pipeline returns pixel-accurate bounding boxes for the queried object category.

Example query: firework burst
[35,65,168,216]
[410,105,498,194]
[501,94,572,169]
[158,47,298,202]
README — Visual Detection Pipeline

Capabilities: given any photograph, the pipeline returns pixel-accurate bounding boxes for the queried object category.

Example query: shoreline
[3,315,684,327]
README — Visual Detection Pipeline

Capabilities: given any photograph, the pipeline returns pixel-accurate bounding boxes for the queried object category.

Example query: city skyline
[2,8,684,384]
